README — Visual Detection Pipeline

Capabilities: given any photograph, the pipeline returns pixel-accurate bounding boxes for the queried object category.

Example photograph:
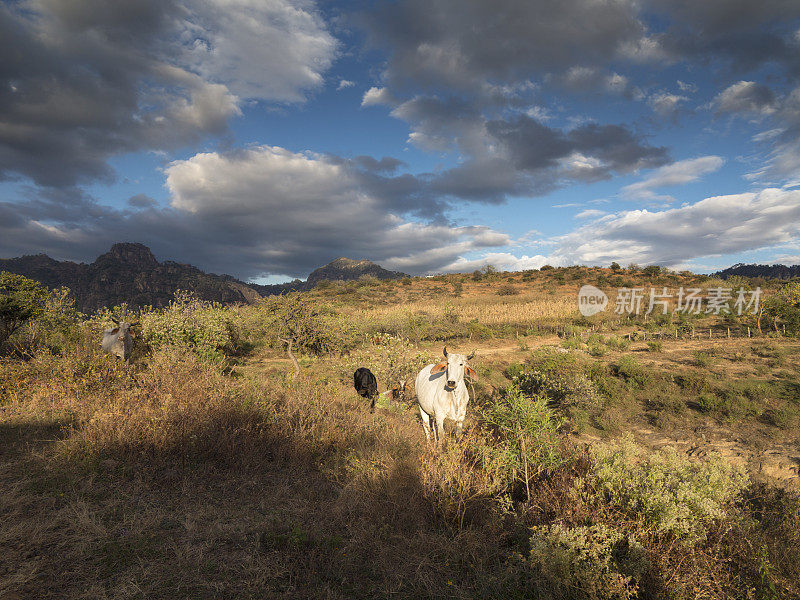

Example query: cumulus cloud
[621,156,724,200]
[713,81,777,115]
[648,0,800,76]
[0,146,511,278]
[648,92,689,116]
[127,194,158,209]
[555,187,800,266]
[555,67,641,98]
[486,116,669,182]
[363,0,645,88]
[0,0,336,187]
[361,87,397,107]
[179,0,336,103]
[378,94,669,202]
[437,252,560,274]
[363,0,800,93]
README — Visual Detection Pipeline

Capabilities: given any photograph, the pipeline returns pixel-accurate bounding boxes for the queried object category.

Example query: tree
[610,262,621,271]
[761,281,800,334]
[0,272,49,348]
[642,265,662,277]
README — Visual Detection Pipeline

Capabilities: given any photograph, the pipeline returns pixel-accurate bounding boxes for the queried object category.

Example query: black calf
[353,367,379,411]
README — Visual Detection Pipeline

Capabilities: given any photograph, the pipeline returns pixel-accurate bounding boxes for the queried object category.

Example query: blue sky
[2,0,800,283]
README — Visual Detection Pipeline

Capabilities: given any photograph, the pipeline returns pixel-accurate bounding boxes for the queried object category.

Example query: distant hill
[250,257,408,296]
[307,257,406,285]
[714,263,800,280]
[1,246,411,311]
[0,243,261,313]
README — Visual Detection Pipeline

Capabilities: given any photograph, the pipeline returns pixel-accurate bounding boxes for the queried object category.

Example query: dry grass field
[2,266,799,599]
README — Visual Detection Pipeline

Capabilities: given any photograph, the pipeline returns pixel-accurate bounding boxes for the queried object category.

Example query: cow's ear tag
[466,366,477,379]
[431,362,447,374]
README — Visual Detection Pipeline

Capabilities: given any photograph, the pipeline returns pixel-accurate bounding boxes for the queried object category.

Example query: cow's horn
[467,350,476,360]
[443,346,448,357]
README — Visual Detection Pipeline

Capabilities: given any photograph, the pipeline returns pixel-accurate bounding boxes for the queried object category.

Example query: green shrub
[751,342,783,358]
[761,281,800,335]
[528,523,649,600]
[646,341,663,353]
[692,351,716,368]
[588,344,607,357]
[467,318,492,340]
[696,392,721,413]
[478,384,569,487]
[6,286,82,356]
[0,271,49,350]
[496,284,519,296]
[512,363,602,411]
[603,336,630,351]
[613,356,650,388]
[139,291,240,363]
[588,434,749,543]
[252,293,359,355]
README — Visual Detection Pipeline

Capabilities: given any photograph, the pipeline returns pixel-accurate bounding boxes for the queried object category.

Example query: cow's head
[392,379,407,401]
[431,347,476,387]
[109,318,138,340]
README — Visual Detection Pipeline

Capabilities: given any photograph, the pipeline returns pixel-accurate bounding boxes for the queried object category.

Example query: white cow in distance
[415,347,476,446]
[101,318,137,361]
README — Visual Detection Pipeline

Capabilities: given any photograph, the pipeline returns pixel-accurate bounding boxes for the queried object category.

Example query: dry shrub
[139,291,242,363]
[588,434,749,544]
[527,523,649,600]
[61,348,265,464]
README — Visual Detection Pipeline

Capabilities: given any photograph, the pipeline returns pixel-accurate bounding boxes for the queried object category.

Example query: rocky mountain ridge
[0,243,260,313]
[0,244,409,312]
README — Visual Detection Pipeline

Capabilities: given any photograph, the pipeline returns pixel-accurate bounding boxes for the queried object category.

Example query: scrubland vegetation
[2,266,800,599]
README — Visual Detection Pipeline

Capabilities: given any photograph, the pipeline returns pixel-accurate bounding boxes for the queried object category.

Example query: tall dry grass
[349,292,578,329]
[3,283,800,599]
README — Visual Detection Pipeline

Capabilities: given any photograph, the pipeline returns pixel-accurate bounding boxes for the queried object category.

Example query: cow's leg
[435,413,446,448]
[370,395,376,413]
[455,419,464,439]
[418,406,433,442]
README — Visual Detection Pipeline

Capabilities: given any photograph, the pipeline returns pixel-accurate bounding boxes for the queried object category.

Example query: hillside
[307,257,406,285]
[250,257,408,296]
[1,264,799,598]
[715,262,800,280]
[0,243,261,313]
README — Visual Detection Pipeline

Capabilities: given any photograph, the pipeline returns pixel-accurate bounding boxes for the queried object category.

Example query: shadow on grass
[0,420,74,459]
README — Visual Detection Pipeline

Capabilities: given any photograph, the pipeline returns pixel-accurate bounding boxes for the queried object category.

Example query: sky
[1,0,800,283]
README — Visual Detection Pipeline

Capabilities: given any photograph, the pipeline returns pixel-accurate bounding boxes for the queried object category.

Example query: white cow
[415,347,476,446]
[101,318,136,361]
